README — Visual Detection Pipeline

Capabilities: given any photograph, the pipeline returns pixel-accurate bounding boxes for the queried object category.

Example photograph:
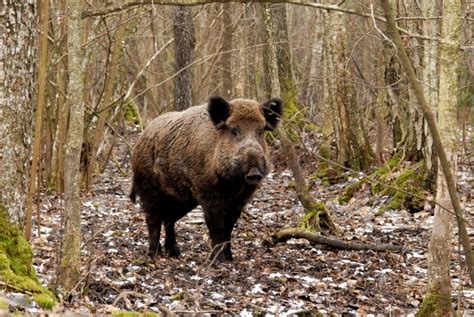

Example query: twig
[64,271,91,301]
[112,290,151,310]
[82,223,118,249]
[157,305,174,316]
[0,281,33,295]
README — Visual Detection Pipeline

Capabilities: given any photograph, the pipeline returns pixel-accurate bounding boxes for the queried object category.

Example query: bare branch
[81,0,439,42]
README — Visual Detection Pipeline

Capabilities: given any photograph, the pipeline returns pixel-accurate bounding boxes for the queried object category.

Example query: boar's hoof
[165,245,181,257]
[245,167,264,185]
[147,246,162,259]
[211,248,233,262]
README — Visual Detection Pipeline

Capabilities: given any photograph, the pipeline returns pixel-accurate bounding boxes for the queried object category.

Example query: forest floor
[2,128,473,316]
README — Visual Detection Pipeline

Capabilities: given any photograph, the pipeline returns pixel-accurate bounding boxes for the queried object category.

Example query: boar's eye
[257,128,264,137]
[229,127,241,137]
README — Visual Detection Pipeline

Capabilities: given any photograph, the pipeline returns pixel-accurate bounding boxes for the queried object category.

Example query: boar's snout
[245,167,264,185]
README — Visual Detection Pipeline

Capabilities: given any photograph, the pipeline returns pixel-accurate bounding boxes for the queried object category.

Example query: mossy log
[272,228,404,252]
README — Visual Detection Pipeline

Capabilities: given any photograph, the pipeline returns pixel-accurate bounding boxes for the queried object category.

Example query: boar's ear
[261,98,283,131]
[208,96,231,129]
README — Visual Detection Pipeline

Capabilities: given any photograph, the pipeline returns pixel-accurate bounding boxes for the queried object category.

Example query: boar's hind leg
[145,211,162,258]
[163,221,180,257]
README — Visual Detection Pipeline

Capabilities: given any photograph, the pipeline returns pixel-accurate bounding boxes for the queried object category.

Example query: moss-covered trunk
[420,0,461,315]
[0,204,56,309]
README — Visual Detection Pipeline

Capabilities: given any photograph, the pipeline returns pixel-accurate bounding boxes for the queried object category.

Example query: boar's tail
[129,183,137,203]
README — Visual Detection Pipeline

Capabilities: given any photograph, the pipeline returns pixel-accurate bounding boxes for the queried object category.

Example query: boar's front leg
[222,209,242,261]
[143,203,162,257]
[204,206,240,262]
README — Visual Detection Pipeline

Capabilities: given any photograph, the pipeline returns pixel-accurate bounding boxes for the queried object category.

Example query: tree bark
[329,8,372,171]
[421,0,461,315]
[59,0,85,293]
[270,3,297,115]
[421,1,440,182]
[380,0,474,286]
[220,3,233,98]
[173,6,196,110]
[52,0,69,193]
[0,0,36,224]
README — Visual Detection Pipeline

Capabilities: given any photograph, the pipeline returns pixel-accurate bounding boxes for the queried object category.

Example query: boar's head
[208,96,283,185]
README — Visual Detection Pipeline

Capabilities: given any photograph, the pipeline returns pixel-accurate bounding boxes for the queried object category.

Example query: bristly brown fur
[130,96,283,261]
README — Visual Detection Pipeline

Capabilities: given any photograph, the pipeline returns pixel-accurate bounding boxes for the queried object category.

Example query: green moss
[281,78,300,121]
[416,291,440,317]
[123,100,143,129]
[312,146,341,186]
[337,154,429,213]
[0,204,57,309]
[271,277,288,283]
[312,166,339,186]
[33,292,56,310]
[379,162,427,213]
[170,291,185,301]
[0,298,8,310]
[299,201,327,232]
[303,123,320,133]
[339,181,364,204]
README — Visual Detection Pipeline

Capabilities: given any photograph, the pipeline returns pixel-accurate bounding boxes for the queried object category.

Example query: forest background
[0,0,473,315]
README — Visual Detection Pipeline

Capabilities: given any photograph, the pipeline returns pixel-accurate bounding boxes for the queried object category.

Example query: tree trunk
[173,6,196,110]
[270,3,298,117]
[220,3,233,98]
[324,8,370,171]
[25,0,50,240]
[420,0,461,315]
[243,4,258,98]
[52,0,69,193]
[0,0,36,224]
[59,0,85,293]
[421,1,440,184]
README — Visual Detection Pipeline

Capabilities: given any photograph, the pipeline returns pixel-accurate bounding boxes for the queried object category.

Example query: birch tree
[0,0,36,224]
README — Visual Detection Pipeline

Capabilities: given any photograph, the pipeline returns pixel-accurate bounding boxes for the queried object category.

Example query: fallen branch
[272,228,405,252]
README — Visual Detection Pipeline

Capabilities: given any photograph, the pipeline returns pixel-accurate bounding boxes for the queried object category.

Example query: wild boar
[130,96,283,261]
